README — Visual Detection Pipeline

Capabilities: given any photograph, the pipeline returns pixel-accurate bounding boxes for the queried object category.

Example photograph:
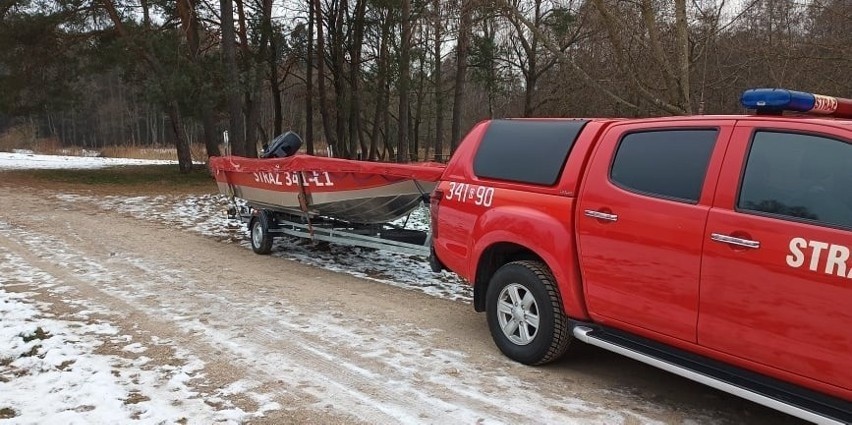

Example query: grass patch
[98,144,211,161]
[20,327,51,343]
[20,345,40,358]
[0,165,217,195]
[124,392,151,405]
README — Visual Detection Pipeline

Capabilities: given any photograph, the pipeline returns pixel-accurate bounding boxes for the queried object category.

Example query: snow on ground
[0,215,662,425]
[0,155,730,424]
[52,193,471,302]
[0,155,472,422]
[0,151,178,169]
[0,243,266,424]
[1,151,466,299]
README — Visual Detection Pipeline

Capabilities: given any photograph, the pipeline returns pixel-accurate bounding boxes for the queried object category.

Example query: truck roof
[571,114,852,129]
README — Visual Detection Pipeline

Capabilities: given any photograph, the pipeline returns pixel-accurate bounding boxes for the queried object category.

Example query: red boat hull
[209,155,445,223]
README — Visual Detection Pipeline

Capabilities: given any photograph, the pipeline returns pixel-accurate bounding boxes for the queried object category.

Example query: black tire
[249,212,274,255]
[485,260,572,365]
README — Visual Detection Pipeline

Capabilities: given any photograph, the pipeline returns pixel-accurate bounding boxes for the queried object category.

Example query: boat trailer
[229,202,432,257]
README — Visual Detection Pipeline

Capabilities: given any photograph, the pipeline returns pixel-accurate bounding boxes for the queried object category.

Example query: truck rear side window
[738,131,852,229]
[473,120,588,185]
[610,129,718,203]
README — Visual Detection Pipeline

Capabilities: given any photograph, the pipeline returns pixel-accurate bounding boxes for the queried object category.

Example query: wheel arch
[470,207,589,320]
[473,242,541,312]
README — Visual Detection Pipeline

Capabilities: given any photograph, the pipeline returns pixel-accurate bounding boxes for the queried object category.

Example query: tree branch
[497,0,641,112]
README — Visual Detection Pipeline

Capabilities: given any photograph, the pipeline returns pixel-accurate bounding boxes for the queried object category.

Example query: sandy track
[0,186,803,424]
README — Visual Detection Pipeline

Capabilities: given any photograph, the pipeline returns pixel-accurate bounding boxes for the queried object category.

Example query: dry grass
[99,146,176,160]
[1,127,218,161]
[0,165,217,196]
[0,407,17,419]
[0,125,36,151]
[90,144,213,161]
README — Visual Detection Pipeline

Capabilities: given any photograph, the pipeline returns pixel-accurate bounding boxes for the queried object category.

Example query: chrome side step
[573,325,850,425]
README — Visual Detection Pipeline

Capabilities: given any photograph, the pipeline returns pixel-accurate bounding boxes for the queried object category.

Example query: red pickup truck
[429,89,852,423]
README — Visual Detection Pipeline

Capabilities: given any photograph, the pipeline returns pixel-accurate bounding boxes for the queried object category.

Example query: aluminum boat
[209,154,445,224]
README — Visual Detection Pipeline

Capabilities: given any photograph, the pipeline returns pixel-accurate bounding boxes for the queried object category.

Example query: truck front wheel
[485,260,571,365]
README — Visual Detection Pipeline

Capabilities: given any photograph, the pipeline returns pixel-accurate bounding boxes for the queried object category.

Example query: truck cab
[431,89,852,424]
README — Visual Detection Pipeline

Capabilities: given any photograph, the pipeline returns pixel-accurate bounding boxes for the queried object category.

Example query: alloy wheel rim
[496,283,540,346]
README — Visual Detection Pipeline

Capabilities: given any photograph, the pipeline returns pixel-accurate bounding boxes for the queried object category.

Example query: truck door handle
[584,210,618,222]
[710,233,760,249]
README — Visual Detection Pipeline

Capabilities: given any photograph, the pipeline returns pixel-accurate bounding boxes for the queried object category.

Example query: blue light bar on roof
[741,88,852,117]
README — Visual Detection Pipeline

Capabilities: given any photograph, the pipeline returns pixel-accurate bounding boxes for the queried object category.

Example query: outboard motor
[261,131,303,158]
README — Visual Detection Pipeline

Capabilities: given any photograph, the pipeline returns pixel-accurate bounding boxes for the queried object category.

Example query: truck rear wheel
[486,260,571,365]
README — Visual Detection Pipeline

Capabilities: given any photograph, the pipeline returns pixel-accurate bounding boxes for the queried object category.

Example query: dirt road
[0,185,804,424]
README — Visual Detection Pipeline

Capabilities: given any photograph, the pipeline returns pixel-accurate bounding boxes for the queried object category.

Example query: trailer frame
[230,202,432,256]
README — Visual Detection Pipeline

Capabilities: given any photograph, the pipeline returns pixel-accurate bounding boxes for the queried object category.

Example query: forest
[0,0,849,172]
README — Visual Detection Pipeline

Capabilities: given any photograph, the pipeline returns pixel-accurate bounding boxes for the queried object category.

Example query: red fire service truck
[430,88,852,424]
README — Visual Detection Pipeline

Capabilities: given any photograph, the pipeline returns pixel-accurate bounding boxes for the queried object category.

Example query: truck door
[577,121,732,342]
[699,121,852,393]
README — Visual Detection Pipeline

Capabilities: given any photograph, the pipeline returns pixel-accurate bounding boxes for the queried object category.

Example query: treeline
[0,0,849,172]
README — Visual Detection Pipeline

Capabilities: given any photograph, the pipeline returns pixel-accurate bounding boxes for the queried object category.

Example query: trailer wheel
[486,260,572,365]
[249,212,274,255]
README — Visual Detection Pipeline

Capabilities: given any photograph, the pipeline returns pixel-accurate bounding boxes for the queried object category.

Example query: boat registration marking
[253,171,335,187]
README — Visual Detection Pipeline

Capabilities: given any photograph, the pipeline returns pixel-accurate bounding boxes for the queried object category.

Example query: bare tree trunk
[236,0,258,157]
[524,0,541,117]
[141,0,150,28]
[167,101,193,173]
[383,80,393,161]
[368,14,391,161]
[413,38,426,162]
[305,0,315,155]
[397,0,411,163]
[264,0,282,137]
[220,0,245,156]
[244,92,260,155]
[480,18,495,117]
[331,0,348,157]
[348,0,367,159]
[433,0,444,161]
[201,106,219,156]
[675,0,691,113]
[177,0,220,157]
[450,0,472,153]
[313,0,336,153]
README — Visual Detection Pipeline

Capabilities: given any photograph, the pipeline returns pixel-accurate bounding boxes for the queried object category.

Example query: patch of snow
[56,148,102,157]
[53,193,472,302]
[0,152,178,169]
[122,343,148,354]
[0,242,261,424]
[0,218,682,425]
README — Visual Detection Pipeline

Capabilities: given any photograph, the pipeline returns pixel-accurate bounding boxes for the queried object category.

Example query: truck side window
[610,129,718,203]
[738,131,852,229]
[473,120,588,185]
